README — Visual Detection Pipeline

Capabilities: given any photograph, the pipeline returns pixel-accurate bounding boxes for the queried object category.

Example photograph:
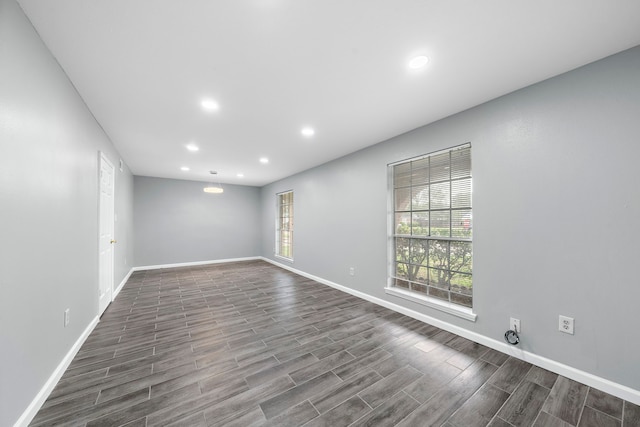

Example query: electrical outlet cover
[559,315,574,334]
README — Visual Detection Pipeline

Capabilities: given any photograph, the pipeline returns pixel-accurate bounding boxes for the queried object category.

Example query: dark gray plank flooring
[30,260,639,426]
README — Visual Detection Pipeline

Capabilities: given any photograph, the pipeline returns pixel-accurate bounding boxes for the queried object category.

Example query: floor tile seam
[493,415,517,426]
[346,390,409,427]
[64,352,152,378]
[573,386,594,427]
[584,396,624,421]
[622,400,640,426]
[480,376,515,397]
[30,391,102,425]
[446,380,506,427]
[583,404,625,426]
[33,386,152,427]
[353,374,409,410]
[480,355,507,368]
[402,389,422,407]
[491,360,535,396]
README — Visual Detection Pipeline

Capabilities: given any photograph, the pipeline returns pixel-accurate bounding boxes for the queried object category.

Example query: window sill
[384,286,477,322]
[274,254,293,263]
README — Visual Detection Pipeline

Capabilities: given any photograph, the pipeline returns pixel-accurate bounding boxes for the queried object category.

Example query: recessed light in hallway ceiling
[201,98,219,112]
[408,55,429,69]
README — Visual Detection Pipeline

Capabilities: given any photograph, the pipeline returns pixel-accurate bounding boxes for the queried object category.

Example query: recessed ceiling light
[201,98,219,111]
[408,55,429,69]
[237,173,244,178]
[180,166,190,171]
[301,127,315,137]
[259,157,269,164]
[186,144,199,152]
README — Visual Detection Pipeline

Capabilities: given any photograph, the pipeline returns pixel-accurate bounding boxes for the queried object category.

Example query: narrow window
[389,144,472,308]
[276,191,294,260]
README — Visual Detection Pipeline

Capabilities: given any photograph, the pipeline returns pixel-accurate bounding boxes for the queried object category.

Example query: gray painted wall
[261,46,640,392]
[0,0,134,425]
[134,176,261,267]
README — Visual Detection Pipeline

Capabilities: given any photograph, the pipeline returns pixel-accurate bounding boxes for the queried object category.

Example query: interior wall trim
[132,256,261,272]
[113,267,134,300]
[15,316,100,427]
[261,257,640,406]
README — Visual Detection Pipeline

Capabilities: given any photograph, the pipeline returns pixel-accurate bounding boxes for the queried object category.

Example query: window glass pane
[411,212,429,236]
[394,163,411,188]
[412,266,428,284]
[430,152,450,182]
[395,187,411,211]
[410,158,429,185]
[428,240,449,270]
[429,286,449,302]
[276,191,293,259]
[450,291,472,307]
[429,211,450,237]
[395,213,411,234]
[280,231,292,257]
[451,178,471,209]
[395,278,410,289]
[395,262,410,280]
[429,268,450,289]
[430,181,450,210]
[395,238,411,263]
[450,272,472,295]
[411,282,428,295]
[410,239,428,266]
[450,241,473,273]
[451,209,472,238]
[450,147,471,179]
[411,185,429,210]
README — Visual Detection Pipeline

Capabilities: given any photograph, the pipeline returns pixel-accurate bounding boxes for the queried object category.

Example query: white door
[98,153,115,315]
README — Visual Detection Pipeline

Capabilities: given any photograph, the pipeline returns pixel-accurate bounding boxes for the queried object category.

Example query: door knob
[110,239,117,244]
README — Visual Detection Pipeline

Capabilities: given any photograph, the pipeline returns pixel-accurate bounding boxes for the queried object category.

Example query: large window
[389,144,473,309]
[276,191,294,260]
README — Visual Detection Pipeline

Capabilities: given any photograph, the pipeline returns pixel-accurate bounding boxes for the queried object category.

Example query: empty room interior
[2,0,640,426]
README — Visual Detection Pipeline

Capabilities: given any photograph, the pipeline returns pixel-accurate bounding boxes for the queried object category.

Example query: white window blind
[276,191,293,260]
[390,144,472,307]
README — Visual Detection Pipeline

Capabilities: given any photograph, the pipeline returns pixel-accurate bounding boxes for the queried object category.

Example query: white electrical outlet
[349,267,355,276]
[64,309,70,327]
[559,315,574,334]
[510,317,521,333]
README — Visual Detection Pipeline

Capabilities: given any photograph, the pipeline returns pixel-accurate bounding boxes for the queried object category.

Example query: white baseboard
[113,268,133,300]
[133,256,261,271]
[14,316,99,427]
[260,257,640,405]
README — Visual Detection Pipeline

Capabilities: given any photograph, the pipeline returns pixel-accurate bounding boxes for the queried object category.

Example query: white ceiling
[18,0,640,187]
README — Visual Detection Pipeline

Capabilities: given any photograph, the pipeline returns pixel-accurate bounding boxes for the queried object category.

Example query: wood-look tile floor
[31,260,640,427]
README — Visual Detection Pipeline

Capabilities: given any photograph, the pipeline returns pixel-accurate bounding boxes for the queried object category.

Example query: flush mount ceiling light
[259,157,269,164]
[201,98,219,112]
[186,143,199,152]
[203,171,224,194]
[301,127,315,137]
[408,55,429,69]
[180,166,190,171]
[237,173,244,178]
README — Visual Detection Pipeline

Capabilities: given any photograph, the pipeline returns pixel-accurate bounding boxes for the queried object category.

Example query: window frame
[275,190,294,261]
[386,143,476,321]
